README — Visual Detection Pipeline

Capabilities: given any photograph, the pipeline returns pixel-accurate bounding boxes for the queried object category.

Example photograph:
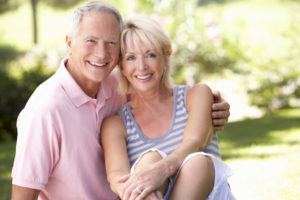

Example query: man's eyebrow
[108,38,118,42]
[85,36,98,40]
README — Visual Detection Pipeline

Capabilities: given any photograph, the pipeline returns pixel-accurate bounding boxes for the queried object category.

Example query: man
[11,1,230,199]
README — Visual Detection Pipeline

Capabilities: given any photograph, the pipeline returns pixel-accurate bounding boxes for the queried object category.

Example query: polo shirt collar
[57,58,112,107]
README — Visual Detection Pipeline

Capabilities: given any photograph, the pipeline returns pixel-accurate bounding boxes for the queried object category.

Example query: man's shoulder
[21,74,69,115]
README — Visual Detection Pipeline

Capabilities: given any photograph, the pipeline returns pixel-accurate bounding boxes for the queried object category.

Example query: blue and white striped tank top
[118,85,221,166]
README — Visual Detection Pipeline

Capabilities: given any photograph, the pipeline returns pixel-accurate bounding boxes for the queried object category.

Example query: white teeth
[89,61,106,67]
[137,74,151,80]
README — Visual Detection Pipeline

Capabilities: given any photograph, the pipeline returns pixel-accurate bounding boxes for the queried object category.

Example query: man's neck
[65,60,100,98]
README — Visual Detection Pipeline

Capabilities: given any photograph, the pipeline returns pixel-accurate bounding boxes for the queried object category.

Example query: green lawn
[0,141,15,200]
[1,109,299,199]
[219,109,300,199]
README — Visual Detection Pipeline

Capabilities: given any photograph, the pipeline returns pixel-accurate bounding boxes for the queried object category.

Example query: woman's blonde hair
[118,15,174,95]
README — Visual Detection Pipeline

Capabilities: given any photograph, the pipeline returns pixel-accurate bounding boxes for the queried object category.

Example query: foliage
[246,14,300,109]
[127,0,237,85]
[0,45,24,67]
[0,46,54,141]
[0,0,21,14]
[129,0,300,109]
[42,0,83,9]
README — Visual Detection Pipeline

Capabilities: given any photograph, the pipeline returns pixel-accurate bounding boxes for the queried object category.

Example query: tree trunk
[31,0,38,44]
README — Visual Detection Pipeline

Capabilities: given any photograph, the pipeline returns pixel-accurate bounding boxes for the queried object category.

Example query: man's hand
[212,91,230,131]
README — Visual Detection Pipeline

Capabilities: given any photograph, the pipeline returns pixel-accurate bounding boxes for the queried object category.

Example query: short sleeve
[12,102,60,190]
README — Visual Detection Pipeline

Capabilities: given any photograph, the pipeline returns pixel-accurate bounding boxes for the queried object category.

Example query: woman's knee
[184,155,214,173]
[180,154,215,186]
[134,150,164,171]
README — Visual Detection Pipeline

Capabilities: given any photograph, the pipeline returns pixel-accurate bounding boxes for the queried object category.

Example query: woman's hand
[118,163,167,200]
[212,91,230,131]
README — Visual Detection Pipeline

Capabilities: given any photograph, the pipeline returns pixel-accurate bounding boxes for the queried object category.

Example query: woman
[101,16,235,200]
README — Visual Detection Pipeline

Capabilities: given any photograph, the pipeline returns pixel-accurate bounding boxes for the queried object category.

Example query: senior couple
[11,1,235,200]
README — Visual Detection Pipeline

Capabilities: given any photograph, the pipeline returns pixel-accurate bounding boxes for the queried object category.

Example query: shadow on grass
[0,140,15,200]
[218,110,300,160]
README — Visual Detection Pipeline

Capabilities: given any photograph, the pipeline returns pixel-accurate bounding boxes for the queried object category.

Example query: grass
[1,109,299,199]
[219,109,300,199]
[0,141,15,200]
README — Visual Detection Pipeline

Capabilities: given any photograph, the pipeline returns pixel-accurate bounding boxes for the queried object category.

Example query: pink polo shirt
[12,58,126,199]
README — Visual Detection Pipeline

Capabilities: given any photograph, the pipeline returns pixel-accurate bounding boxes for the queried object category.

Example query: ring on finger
[135,186,142,194]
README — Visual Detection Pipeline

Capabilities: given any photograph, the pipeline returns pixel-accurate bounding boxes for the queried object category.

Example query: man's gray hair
[68,1,124,40]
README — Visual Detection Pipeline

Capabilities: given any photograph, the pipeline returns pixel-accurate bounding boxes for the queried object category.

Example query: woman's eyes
[126,55,135,61]
[124,52,157,61]
[148,53,157,58]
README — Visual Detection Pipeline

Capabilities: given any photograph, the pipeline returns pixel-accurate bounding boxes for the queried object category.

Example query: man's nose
[95,43,107,59]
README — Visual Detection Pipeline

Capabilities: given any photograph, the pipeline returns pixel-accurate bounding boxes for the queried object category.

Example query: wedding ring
[135,186,142,194]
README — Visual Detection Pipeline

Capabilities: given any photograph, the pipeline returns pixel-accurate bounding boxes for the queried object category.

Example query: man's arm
[11,185,40,200]
[212,91,230,131]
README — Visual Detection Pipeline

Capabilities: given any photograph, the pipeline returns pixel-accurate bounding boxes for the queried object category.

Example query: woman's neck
[130,85,173,110]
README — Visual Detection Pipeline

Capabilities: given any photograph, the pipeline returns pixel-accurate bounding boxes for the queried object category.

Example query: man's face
[66,11,121,88]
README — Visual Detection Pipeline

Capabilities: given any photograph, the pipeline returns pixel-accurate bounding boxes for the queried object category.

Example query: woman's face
[121,39,167,93]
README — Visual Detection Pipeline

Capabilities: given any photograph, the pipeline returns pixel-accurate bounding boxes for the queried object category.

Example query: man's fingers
[213,118,228,126]
[212,90,221,101]
[212,110,230,119]
[213,125,225,131]
[212,101,230,111]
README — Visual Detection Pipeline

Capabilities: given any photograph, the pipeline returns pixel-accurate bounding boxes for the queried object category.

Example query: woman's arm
[119,84,213,199]
[101,115,131,195]
[160,83,213,176]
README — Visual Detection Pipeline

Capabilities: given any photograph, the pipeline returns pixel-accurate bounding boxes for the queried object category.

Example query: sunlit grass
[219,109,300,200]
[1,109,299,199]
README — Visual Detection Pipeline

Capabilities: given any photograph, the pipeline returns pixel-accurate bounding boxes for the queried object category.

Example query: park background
[0,0,299,199]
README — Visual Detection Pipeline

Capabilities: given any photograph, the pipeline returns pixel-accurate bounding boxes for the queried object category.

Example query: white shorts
[131,149,236,200]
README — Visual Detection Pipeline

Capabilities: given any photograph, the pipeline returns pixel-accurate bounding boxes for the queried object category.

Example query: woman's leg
[133,150,169,196]
[169,155,215,200]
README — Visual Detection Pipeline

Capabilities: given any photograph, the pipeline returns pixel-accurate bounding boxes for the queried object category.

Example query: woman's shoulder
[186,83,213,106]
[187,83,212,95]
[102,114,123,128]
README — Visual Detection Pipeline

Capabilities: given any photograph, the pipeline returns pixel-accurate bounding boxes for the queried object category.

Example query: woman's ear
[165,55,170,68]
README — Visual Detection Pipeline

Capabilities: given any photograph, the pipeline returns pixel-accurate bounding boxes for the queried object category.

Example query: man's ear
[65,35,72,55]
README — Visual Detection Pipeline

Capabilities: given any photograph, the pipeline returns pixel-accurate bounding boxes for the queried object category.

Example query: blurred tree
[125,0,300,109]
[0,0,21,14]
[0,45,23,67]
[126,0,235,84]
[30,0,83,44]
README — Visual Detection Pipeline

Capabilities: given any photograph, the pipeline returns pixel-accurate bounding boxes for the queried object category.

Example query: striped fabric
[118,85,221,166]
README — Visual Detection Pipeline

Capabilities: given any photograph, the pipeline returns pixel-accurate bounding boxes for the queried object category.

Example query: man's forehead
[85,35,119,42]
[76,12,121,38]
